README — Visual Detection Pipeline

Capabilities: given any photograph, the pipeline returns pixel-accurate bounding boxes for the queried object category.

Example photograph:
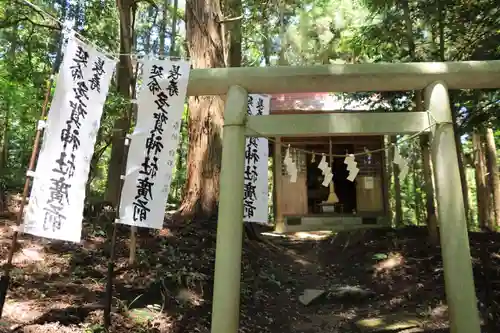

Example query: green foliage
[0,0,188,205]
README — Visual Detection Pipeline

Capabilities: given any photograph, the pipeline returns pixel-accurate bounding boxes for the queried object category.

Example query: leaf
[372,253,388,260]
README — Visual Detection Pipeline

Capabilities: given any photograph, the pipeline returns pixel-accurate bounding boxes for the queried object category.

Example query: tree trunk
[472,132,490,230]
[86,127,109,198]
[159,2,167,57]
[421,135,439,243]
[0,20,19,211]
[170,0,179,55]
[278,3,287,65]
[451,112,473,225]
[436,0,472,225]
[106,0,136,264]
[391,136,403,227]
[386,136,394,224]
[400,0,414,60]
[105,0,134,205]
[146,5,156,55]
[401,0,439,242]
[417,95,439,244]
[0,107,10,212]
[484,127,500,228]
[169,0,184,200]
[261,9,271,66]
[221,0,242,67]
[412,161,421,224]
[176,0,226,220]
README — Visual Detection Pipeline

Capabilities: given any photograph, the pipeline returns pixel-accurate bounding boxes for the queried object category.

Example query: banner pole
[0,31,65,316]
[103,59,141,330]
[0,74,58,318]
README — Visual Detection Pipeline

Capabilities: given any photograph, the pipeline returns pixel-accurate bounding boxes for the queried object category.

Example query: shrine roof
[270,92,377,111]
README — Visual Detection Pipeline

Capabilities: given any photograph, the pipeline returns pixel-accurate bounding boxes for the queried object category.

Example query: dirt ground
[0,215,499,333]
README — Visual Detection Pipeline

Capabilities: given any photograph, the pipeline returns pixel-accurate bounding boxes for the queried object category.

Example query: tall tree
[391,135,403,226]
[221,0,242,67]
[0,20,17,211]
[485,127,500,226]
[177,0,226,219]
[435,0,472,224]
[106,0,137,264]
[472,132,490,229]
[169,0,179,55]
[105,0,135,205]
[363,0,439,239]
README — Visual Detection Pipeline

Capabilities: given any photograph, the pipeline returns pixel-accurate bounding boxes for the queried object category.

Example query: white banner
[23,36,116,242]
[118,59,190,229]
[243,94,270,224]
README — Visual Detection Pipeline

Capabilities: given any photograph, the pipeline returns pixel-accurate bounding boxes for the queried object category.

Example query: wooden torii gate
[186,61,500,333]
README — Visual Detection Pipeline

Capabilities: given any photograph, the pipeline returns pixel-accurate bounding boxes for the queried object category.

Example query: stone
[329,285,375,300]
[298,289,325,306]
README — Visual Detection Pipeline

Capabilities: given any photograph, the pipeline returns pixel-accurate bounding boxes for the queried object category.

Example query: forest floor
[0,212,499,332]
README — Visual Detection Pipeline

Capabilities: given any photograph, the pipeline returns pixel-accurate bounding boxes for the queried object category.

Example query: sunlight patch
[3,300,44,324]
[292,231,333,240]
[373,252,404,273]
[12,245,45,264]
[176,288,204,306]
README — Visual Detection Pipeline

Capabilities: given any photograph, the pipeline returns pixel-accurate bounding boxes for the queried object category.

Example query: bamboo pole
[0,32,65,314]
[424,81,481,333]
[103,60,141,329]
[0,76,54,317]
[210,85,247,333]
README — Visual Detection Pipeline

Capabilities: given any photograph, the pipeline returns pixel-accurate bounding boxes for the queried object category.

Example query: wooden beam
[245,112,431,137]
[187,61,500,96]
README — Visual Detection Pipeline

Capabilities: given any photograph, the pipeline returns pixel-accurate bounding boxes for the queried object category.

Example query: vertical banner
[244,94,270,224]
[23,36,116,242]
[119,58,190,229]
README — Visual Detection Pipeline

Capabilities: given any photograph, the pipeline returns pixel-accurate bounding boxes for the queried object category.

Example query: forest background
[1,0,498,234]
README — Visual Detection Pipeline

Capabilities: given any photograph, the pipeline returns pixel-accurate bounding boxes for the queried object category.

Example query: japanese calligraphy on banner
[118,59,190,229]
[244,94,270,224]
[23,36,116,242]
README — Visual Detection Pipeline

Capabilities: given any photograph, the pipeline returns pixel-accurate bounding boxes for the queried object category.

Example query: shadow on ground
[0,219,499,333]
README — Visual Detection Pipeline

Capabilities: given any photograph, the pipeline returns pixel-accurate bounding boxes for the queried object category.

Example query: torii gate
[186,61,500,333]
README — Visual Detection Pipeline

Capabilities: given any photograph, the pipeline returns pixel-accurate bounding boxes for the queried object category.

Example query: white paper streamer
[393,147,409,180]
[322,172,333,187]
[399,161,409,180]
[118,59,190,229]
[243,94,270,224]
[283,147,298,183]
[23,36,116,242]
[344,154,359,182]
[318,155,328,171]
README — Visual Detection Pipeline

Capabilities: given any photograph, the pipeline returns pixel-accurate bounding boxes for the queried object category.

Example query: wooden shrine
[270,93,389,232]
